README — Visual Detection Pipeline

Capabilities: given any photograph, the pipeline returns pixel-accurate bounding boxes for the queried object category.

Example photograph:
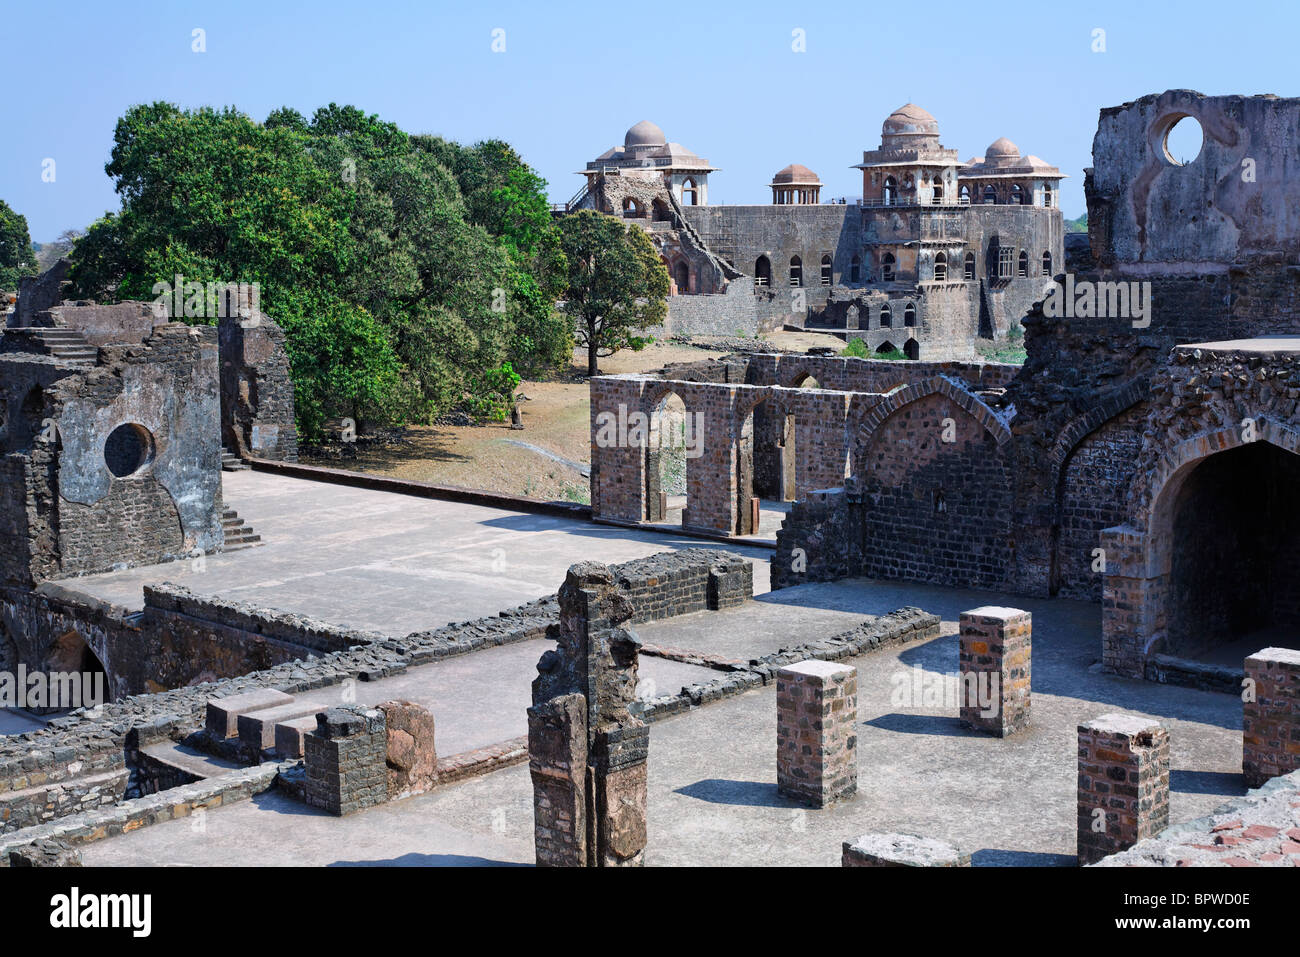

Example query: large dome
[624,120,667,148]
[882,103,939,137]
[772,163,821,184]
[986,136,1020,161]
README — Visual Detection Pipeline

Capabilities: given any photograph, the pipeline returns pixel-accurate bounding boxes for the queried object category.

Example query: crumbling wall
[218,311,298,461]
[529,562,648,867]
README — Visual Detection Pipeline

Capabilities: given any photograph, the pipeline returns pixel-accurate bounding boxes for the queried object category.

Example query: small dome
[882,103,939,137]
[624,120,667,148]
[986,136,1020,160]
[772,163,821,185]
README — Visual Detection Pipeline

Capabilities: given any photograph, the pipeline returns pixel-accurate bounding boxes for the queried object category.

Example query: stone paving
[81,576,1248,867]
[56,471,773,636]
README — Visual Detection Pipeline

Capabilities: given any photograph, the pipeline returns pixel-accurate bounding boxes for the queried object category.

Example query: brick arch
[640,383,690,419]
[856,376,1011,458]
[1049,380,1150,480]
[1135,421,1300,552]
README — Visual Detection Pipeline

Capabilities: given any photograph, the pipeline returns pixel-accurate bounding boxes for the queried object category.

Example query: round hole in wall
[104,423,156,478]
[1162,115,1203,166]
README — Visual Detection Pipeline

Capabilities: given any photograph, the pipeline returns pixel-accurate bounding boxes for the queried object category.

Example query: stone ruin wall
[218,311,299,462]
[0,548,747,836]
[0,324,223,587]
[767,90,1300,684]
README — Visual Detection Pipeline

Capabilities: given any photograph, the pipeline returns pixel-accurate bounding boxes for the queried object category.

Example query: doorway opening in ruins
[754,256,771,287]
[37,629,111,714]
[646,392,689,527]
[1163,442,1300,665]
[674,262,690,294]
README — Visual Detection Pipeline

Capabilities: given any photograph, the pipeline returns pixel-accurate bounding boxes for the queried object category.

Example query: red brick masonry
[1077,713,1170,865]
[1243,647,1300,788]
[776,659,857,808]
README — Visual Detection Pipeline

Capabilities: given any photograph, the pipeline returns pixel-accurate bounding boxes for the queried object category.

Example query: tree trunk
[587,331,599,377]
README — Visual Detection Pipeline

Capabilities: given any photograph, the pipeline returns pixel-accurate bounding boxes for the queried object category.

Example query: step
[205,688,294,738]
[273,715,321,758]
[140,741,245,780]
[237,701,327,750]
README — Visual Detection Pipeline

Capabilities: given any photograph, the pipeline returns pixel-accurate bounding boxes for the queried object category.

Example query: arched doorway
[1163,442,1300,662]
[673,262,690,294]
[41,629,110,712]
[754,256,772,287]
[646,392,689,526]
[681,179,698,205]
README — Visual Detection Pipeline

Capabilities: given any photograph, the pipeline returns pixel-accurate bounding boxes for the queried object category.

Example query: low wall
[0,549,754,833]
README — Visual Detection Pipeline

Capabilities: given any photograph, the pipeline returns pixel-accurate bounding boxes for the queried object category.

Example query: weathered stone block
[842,832,970,867]
[204,688,292,739]
[377,699,437,797]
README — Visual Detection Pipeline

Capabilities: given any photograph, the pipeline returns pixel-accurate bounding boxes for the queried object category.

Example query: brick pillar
[1077,713,1170,865]
[304,706,389,816]
[842,833,970,867]
[527,693,589,867]
[959,606,1031,737]
[776,659,858,807]
[1243,647,1300,788]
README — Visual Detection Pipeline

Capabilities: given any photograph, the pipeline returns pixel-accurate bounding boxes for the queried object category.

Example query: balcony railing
[859,197,973,208]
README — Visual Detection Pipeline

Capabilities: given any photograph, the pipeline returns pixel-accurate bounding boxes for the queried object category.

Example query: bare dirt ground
[300,331,845,503]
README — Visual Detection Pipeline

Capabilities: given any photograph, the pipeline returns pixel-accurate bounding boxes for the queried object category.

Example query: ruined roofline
[1098,88,1287,118]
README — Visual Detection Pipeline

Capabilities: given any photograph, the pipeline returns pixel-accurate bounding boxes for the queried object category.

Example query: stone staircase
[221,447,249,471]
[15,327,97,364]
[221,505,261,551]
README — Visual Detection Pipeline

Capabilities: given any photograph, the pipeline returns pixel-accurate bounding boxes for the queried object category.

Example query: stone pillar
[842,833,970,867]
[527,693,589,867]
[1077,713,1170,865]
[377,699,437,798]
[959,606,1031,737]
[529,562,648,867]
[304,706,389,816]
[776,659,858,807]
[1243,647,1300,788]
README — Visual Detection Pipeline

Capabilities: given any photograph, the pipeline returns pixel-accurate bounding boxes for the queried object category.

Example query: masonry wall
[856,391,1015,589]
[218,312,299,461]
[14,325,226,581]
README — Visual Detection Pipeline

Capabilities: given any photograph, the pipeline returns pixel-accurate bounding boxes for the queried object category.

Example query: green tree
[0,200,37,289]
[559,211,669,376]
[66,100,570,437]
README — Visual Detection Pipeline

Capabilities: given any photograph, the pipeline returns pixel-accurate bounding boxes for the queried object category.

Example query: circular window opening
[1162,115,1203,166]
[104,423,156,478]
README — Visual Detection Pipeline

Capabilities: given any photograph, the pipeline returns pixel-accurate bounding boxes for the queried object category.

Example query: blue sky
[4,0,1297,241]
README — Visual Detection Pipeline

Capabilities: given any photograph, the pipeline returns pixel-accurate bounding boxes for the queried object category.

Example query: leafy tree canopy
[0,199,38,290]
[558,210,669,376]
[68,101,572,438]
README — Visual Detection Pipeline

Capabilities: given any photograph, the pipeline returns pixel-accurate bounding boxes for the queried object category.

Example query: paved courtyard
[82,577,1246,867]
[58,471,774,636]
